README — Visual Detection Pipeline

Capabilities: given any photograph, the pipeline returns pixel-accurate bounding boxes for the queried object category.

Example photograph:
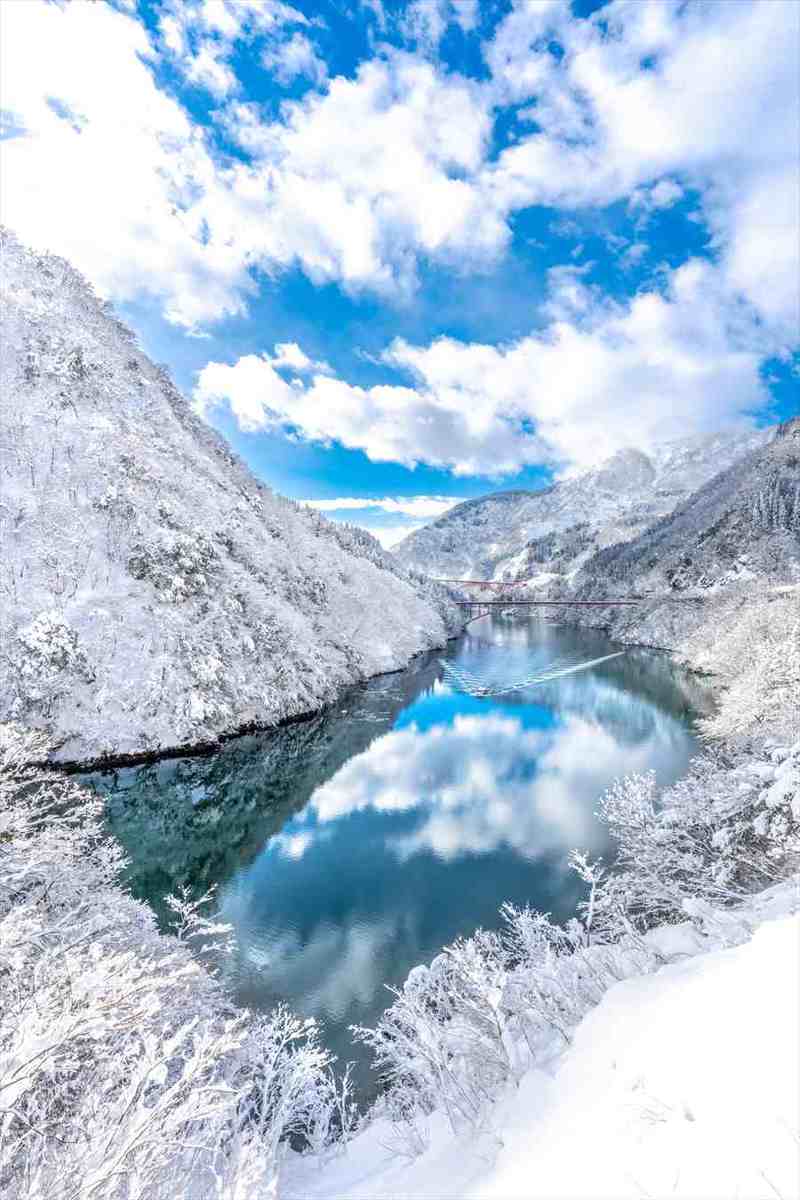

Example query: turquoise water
[82,615,713,1100]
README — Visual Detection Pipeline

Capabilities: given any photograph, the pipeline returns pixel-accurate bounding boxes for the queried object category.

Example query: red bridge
[432,578,703,609]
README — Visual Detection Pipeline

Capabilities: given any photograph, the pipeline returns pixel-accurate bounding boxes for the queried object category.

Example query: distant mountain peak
[394,426,773,584]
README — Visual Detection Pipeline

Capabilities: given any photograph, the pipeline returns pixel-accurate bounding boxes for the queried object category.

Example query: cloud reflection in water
[213,628,704,1098]
[279,699,689,865]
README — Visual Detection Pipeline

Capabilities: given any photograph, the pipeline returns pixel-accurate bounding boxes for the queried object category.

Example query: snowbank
[284,737,800,1199]
[288,894,799,1200]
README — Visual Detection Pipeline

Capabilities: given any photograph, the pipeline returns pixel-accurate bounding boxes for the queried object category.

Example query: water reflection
[82,617,714,1102]
[298,706,687,862]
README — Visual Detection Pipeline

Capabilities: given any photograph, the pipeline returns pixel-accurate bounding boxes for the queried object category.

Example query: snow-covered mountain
[0,231,461,763]
[563,415,800,652]
[579,415,800,595]
[393,430,774,585]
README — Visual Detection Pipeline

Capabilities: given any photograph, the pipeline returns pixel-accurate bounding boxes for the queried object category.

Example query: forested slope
[579,415,800,595]
[559,418,800,740]
[0,231,461,763]
[393,431,771,584]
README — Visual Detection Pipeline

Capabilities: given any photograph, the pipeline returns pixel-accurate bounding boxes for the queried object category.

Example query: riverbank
[1,232,466,769]
[77,620,708,1103]
[287,876,800,1200]
[30,636,464,774]
[2,595,798,1199]
[556,585,799,744]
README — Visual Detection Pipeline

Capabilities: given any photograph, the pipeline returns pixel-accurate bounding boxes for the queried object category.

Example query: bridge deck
[456,599,643,607]
[435,579,703,605]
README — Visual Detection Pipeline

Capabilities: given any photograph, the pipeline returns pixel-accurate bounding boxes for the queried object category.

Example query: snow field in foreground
[289,904,800,1200]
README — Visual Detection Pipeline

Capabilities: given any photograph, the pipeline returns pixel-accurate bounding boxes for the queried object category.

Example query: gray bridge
[431,579,705,613]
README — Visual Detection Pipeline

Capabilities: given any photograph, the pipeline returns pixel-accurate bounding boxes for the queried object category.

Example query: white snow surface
[394,433,772,583]
[0,231,461,762]
[288,889,800,1200]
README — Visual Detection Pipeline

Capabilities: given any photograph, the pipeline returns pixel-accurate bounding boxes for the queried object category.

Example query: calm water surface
[82,616,714,1100]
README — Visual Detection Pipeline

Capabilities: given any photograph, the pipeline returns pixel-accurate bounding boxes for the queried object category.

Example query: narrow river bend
[81,615,714,1103]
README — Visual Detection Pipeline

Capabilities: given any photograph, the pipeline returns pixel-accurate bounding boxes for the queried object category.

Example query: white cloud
[184,40,238,97]
[484,0,800,341]
[1,1,504,320]
[271,342,312,371]
[452,0,480,34]
[484,0,570,106]
[195,354,542,473]
[194,354,298,432]
[0,0,257,328]
[401,0,450,52]
[195,258,768,475]
[191,340,337,429]
[271,341,331,374]
[157,0,309,97]
[711,166,800,343]
[400,0,481,52]
[1,0,796,368]
[262,32,328,87]
[295,496,458,547]
[298,496,459,519]
[628,179,684,226]
[222,52,501,295]
[619,241,648,270]
[368,524,423,549]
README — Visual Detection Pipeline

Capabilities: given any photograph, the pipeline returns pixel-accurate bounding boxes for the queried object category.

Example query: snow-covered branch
[0,725,348,1200]
[354,738,799,1147]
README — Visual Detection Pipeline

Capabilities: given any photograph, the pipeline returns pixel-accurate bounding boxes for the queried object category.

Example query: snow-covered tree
[0,228,461,764]
[0,725,350,1199]
[354,735,799,1148]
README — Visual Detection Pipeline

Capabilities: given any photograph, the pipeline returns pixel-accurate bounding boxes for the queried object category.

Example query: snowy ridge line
[0,231,464,763]
[394,427,774,585]
[439,651,626,698]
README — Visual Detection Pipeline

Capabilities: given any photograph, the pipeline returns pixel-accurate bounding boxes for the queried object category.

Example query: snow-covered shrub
[127,530,216,603]
[0,725,347,1200]
[15,608,86,673]
[4,610,93,719]
[355,901,672,1146]
[589,744,800,935]
[356,743,800,1149]
[682,593,800,742]
[354,931,511,1140]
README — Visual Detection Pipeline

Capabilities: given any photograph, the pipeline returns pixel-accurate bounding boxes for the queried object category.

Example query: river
[80,615,714,1103]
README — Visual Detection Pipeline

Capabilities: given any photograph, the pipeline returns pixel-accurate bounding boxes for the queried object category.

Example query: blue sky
[2,0,798,544]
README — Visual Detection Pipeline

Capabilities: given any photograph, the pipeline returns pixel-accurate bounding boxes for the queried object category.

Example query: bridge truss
[432,578,702,619]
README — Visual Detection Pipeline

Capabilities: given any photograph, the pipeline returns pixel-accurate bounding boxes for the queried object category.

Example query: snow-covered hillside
[289,896,800,1200]
[392,413,798,748]
[393,431,772,584]
[0,231,462,763]
[556,417,800,707]
[579,415,800,596]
